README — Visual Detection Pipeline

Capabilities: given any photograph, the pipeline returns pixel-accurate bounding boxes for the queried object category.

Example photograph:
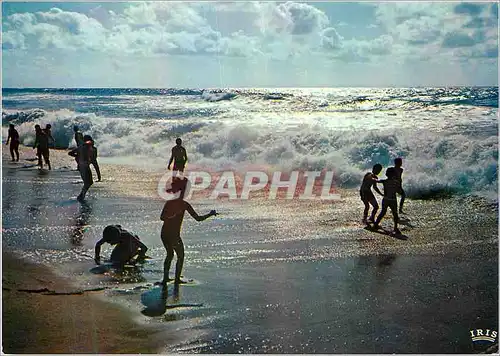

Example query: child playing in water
[94,225,148,267]
[34,124,51,170]
[372,167,403,234]
[87,135,101,182]
[394,157,406,214]
[68,135,94,201]
[159,177,217,285]
[168,138,188,176]
[44,124,55,147]
[6,124,20,162]
[360,164,383,223]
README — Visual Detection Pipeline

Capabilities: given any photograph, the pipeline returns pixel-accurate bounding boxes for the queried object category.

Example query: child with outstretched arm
[159,177,216,286]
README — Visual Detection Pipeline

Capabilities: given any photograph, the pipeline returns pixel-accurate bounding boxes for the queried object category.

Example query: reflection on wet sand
[71,200,93,246]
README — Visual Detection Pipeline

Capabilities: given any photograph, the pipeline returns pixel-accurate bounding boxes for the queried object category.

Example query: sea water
[3,87,498,199]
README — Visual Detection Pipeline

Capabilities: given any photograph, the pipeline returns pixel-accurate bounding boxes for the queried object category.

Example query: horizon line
[2,85,498,90]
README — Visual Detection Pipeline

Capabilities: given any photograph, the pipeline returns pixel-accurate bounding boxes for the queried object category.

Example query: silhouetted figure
[168,138,188,176]
[34,124,41,164]
[73,125,84,147]
[6,124,20,162]
[34,125,51,170]
[44,124,55,147]
[94,225,148,267]
[72,125,84,171]
[360,164,383,223]
[88,136,101,182]
[159,177,216,285]
[394,157,406,214]
[372,167,403,234]
[68,135,94,201]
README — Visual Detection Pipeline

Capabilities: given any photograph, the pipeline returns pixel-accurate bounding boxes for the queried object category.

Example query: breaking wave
[2,87,498,200]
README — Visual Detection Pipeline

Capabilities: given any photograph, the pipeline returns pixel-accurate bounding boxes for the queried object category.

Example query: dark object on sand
[364,224,408,240]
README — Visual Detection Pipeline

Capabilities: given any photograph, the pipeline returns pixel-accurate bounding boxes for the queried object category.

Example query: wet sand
[2,144,499,353]
[2,252,162,354]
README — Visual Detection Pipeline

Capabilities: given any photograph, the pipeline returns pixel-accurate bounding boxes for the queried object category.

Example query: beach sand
[2,144,498,353]
[2,253,162,354]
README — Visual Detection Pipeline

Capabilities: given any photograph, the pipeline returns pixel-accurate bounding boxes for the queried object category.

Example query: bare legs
[363,198,379,222]
[160,235,185,286]
[374,198,400,233]
[10,143,19,161]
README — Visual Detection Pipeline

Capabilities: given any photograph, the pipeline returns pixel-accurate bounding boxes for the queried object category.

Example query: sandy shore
[2,252,162,354]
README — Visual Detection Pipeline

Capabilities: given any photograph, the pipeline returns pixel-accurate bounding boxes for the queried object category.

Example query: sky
[2,1,498,88]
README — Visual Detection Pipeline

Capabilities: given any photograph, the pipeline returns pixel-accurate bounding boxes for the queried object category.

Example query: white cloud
[331,34,394,63]
[320,27,343,50]
[273,2,329,35]
[370,2,497,62]
[2,2,344,60]
[2,31,25,50]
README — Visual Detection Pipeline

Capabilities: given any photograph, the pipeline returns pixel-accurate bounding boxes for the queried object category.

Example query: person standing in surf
[168,138,188,176]
[44,124,55,147]
[6,124,20,162]
[72,125,84,172]
[360,164,383,223]
[73,125,84,147]
[94,225,148,267]
[87,135,102,182]
[68,135,94,201]
[34,124,51,170]
[394,157,406,214]
[372,167,403,234]
[159,177,217,286]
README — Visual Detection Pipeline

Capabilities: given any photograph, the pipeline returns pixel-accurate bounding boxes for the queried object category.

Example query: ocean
[2,87,498,353]
[2,87,498,200]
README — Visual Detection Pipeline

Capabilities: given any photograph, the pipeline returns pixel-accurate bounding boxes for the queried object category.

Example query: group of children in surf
[360,157,406,235]
[7,123,56,170]
[6,123,101,198]
[7,123,204,286]
[94,141,406,286]
[7,123,406,286]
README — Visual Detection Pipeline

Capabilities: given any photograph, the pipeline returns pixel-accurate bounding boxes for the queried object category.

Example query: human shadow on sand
[363,225,409,240]
[140,284,203,317]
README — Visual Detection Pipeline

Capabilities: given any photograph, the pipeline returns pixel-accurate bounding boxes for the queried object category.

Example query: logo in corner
[470,329,498,343]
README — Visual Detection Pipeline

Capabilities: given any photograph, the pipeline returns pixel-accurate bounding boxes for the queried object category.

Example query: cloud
[333,34,394,62]
[3,8,107,51]
[276,2,329,35]
[396,16,442,45]
[320,27,343,50]
[2,2,344,60]
[2,31,25,50]
[370,2,497,63]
